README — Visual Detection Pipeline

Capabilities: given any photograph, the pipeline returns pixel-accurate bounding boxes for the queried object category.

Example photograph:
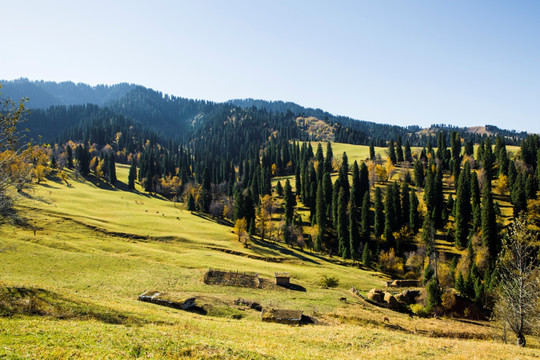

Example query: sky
[2,0,539,133]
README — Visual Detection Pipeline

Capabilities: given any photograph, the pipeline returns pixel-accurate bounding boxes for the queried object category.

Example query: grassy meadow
[0,146,538,359]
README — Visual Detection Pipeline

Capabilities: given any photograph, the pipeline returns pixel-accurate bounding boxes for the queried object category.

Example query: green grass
[0,159,538,359]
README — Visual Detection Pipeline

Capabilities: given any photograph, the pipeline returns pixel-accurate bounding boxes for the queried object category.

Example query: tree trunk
[517,332,526,347]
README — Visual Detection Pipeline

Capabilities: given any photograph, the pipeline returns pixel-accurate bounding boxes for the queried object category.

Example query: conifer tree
[128,159,136,190]
[404,140,412,162]
[351,161,362,208]
[369,140,376,161]
[481,181,498,257]
[315,181,325,251]
[338,152,350,203]
[454,161,472,248]
[396,135,404,163]
[337,188,350,259]
[401,182,410,228]
[359,162,370,202]
[349,199,360,260]
[187,194,196,211]
[108,153,117,184]
[374,187,384,237]
[409,190,420,234]
[66,145,74,169]
[324,142,333,174]
[276,180,283,196]
[388,139,397,165]
[283,179,295,224]
[414,160,425,187]
[362,243,372,267]
[384,184,396,247]
[322,171,333,217]
[361,192,371,241]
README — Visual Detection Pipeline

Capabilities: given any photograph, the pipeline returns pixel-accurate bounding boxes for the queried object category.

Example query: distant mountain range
[0,78,530,147]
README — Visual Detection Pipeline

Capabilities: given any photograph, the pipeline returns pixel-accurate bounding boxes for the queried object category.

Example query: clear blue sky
[2,0,539,133]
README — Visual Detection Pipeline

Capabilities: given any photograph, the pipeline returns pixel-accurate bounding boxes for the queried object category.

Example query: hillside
[1,164,538,359]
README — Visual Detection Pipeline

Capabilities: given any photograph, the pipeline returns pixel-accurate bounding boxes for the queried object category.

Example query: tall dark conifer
[374,187,384,238]
[337,188,350,259]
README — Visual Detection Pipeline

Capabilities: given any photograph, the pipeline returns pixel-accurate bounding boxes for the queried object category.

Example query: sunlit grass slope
[0,160,537,359]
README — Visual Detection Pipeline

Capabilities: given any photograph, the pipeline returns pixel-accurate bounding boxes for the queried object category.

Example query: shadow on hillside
[250,237,320,265]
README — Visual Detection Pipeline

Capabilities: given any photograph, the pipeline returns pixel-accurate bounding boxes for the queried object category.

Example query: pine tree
[338,152,350,203]
[374,187,384,238]
[388,139,397,165]
[128,159,137,190]
[108,153,117,184]
[315,181,325,251]
[409,190,420,234]
[66,145,74,169]
[404,140,412,162]
[276,180,283,196]
[283,179,295,224]
[384,184,396,247]
[362,243,372,267]
[351,161,362,208]
[361,192,371,241]
[454,161,471,248]
[401,182,410,228]
[349,199,360,260]
[324,142,333,174]
[337,188,350,259]
[369,140,376,161]
[481,180,498,257]
[455,272,465,295]
[414,160,425,187]
[187,194,196,211]
[396,135,404,163]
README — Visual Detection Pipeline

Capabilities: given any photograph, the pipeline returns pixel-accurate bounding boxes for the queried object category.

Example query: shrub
[318,274,339,288]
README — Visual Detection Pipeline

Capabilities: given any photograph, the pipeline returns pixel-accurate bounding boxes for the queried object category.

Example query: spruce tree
[276,180,283,196]
[409,190,420,234]
[481,181,498,257]
[388,139,397,165]
[337,188,350,259]
[324,142,333,174]
[404,140,412,162]
[361,243,372,267]
[454,161,471,248]
[401,182,410,228]
[414,160,425,187]
[369,140,376,161]
[315,181,325,251]
[128,159,137,190]
[359,162,370,203]
[351,161,362,208]
[374,187,384,237]
[396,135,404,163]
[384,184,396,247]
[66,145,74,169]
[187,194,196,211]
[108,153,117,184]
[361,192,371,241]
[283,179,295,224]
[349,200,360,260]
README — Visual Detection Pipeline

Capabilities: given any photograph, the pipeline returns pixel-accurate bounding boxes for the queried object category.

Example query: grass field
[0,156,538,359]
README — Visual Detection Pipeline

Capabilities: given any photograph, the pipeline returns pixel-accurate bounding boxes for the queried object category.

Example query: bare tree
[494,216,540,347]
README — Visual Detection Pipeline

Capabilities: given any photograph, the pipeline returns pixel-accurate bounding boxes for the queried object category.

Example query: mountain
[0,79,531,147]
[0,78,135,108]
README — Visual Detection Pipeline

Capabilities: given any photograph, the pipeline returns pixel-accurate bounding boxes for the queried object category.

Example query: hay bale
[367,289,384,303]
[396,289,421,305]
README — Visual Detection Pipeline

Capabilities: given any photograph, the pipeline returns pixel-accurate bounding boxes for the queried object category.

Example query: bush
[409,304,430,318]
[318,274,339,288]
